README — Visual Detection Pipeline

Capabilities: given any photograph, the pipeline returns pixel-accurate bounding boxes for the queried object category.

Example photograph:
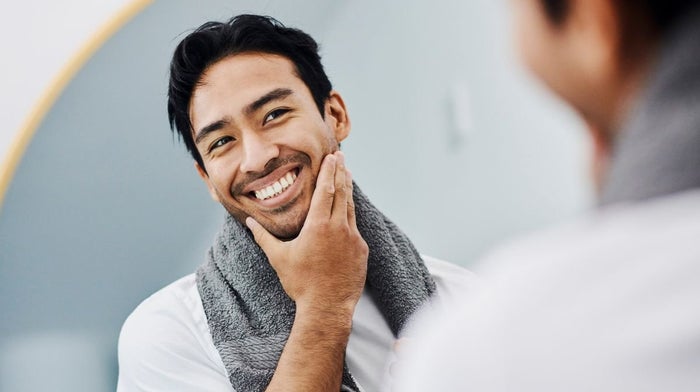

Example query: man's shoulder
[121,275,201,331]
[421,254,477,297]
[117,274,231,391]
[118,274,208,359]
[479,189,700,276]
[395,191,700,392]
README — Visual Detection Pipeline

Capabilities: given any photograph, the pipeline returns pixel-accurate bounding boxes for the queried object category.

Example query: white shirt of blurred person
[116,15,472,392]
[393,0,700,391]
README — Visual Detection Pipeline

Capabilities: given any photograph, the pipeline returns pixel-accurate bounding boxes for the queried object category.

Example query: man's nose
[239,133,280,173]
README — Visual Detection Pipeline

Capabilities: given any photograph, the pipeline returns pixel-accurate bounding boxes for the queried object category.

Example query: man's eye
[209,136,233,152]
[263,108,290,124]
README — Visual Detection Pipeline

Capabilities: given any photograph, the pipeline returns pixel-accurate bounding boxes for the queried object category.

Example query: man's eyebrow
[195,119,228,145]
[244,88,294,116]
[194,88,293,145]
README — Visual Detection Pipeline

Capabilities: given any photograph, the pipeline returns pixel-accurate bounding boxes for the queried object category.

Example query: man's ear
[325,90,351,143]
[567,0,621,81]
[195,161,220,203]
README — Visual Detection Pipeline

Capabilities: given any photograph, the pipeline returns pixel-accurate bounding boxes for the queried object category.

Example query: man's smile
[253,169,298,200]
[240,163,304,209]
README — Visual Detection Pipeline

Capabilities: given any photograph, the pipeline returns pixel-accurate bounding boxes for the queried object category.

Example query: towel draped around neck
[196,184,436,391]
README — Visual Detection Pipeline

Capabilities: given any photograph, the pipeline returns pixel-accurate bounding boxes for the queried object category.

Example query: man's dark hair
[540,0,569,24]
[540,0,700,33]
[167,14,332,170]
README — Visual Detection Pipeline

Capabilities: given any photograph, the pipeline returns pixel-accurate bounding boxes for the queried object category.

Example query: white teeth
[253,170,297,200]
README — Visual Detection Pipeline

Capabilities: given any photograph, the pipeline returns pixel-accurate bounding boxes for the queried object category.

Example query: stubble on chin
[220,192,308,240]
[222,146,338,240]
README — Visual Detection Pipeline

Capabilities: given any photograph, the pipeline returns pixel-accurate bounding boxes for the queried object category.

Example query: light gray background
[0,0,590,390]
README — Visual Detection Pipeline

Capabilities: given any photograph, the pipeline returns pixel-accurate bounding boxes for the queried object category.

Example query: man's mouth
[252,169,298,201]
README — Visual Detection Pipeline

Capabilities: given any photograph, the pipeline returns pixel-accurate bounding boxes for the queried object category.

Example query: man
[116,15,470,392]
[395,0,700,390]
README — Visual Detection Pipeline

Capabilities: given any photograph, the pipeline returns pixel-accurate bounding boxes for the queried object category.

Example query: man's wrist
[295,300,355,335]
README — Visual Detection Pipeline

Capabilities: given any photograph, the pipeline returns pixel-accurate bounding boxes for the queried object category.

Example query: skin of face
[509,0,655,192]
[189,52,351,239]
[509,0,616,123]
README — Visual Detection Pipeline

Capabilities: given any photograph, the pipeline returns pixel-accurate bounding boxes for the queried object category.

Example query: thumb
[246,217,282,258]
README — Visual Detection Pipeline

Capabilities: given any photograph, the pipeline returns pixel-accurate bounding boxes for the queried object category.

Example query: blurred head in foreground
[393,1,700,390]
[511,0,700,196]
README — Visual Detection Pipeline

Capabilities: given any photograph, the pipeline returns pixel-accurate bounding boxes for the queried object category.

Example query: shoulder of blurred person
[394,189,700,392]
[392,0,700,389]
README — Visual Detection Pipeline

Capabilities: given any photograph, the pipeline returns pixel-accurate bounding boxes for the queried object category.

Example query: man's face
[509,0,625,123]
[509,0,623,190]
[189,52,349,239]
[510,0,578,105]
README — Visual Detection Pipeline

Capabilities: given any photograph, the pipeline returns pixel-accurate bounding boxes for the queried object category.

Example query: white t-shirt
[394,190,700,392]
[117,255,472,392]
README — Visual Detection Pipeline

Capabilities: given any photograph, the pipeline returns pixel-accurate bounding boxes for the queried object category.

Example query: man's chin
[265,224,302,241]
[224,202,308,240]
[272,227,301,241]
[261,205,309,240]
[243,215,304,240]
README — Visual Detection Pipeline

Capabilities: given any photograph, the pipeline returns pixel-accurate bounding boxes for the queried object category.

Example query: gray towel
[196,184,436,391]
[600,7,700,205]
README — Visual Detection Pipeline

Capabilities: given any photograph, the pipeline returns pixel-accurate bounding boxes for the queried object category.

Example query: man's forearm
[266,303,355,391]
[250,153,368,391]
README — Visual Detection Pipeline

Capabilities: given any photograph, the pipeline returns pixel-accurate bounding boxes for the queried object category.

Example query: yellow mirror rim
[0,0,153,213]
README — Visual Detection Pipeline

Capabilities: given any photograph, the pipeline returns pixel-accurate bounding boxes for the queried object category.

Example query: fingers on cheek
[322,157,337,194]
[346,175,353,199]
[323,154,337,173]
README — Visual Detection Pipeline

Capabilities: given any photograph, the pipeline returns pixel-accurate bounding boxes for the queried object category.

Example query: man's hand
[246,150,369,314]
[247,151,369,391]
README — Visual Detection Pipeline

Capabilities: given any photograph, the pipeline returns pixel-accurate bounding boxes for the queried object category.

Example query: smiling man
[116,15,470,392]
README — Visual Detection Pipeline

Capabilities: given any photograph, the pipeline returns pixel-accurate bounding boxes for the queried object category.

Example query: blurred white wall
[323,0,592,263]
[0,332,111,391]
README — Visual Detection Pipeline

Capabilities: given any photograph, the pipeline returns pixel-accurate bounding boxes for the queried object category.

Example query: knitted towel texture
[196,185,436,391]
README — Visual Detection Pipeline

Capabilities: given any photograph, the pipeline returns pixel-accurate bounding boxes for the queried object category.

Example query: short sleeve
[116,276,234,392]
